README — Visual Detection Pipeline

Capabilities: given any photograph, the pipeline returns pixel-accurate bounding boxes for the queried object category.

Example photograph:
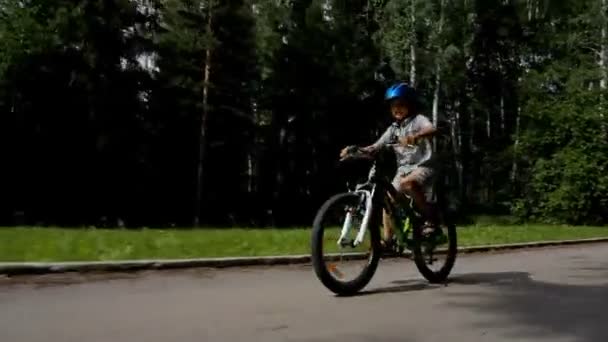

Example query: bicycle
[310,143,458,296]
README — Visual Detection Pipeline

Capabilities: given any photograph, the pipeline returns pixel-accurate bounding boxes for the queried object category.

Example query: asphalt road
[1,244,608,342]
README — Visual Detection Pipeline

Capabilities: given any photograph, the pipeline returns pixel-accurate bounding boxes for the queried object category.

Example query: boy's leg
[382,209,394,241]
[380,174,402,246]
[398,167,438,227]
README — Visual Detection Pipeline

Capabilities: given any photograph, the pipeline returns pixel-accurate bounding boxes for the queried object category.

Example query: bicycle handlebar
[339,142,415,162]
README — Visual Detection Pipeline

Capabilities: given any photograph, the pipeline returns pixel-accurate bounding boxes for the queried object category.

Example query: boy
[340,82,439,248]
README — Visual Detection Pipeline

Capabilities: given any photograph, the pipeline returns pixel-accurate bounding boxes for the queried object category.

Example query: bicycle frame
[337,172,419,249]
[382,179,420,248]
[336,143,421,249]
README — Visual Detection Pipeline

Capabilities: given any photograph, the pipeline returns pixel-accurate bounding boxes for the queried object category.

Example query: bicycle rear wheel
[411,205,458,283]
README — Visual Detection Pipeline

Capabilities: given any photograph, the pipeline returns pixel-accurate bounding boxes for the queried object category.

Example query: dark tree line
[1,0,606,227]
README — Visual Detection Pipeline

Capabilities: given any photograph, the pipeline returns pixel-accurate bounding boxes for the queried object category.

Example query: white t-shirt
[372,114,435,174]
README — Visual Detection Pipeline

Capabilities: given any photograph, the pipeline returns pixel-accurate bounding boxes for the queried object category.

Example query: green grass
[0,224,607,262]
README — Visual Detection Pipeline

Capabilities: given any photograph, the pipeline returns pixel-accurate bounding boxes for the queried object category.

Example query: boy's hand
[339,147,349,159]
[399,134,418,146]
[340,146,359,159]
[340,145,377,160]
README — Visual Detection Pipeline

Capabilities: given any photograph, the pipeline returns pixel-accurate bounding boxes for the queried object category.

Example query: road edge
[2,237,608,276]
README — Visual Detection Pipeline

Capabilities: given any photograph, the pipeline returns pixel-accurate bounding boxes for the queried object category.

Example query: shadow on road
[340,266,608,342]
[443,268,608,342]
[448,271,532,285]
[352,279,444,297]
[346,271,528,298]
[0,267,219,289]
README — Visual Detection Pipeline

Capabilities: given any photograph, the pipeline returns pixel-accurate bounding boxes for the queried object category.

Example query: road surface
[1,244,608,342]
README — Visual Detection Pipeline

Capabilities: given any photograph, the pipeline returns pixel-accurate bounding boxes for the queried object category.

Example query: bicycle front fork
[337,188,375,248]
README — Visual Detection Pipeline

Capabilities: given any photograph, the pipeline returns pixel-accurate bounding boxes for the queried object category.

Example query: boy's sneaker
[380,237,399,256]
[422,221,446,243]
[422,221,437,236]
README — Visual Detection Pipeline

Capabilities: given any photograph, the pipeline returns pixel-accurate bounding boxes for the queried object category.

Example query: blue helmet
[384,82,416,103]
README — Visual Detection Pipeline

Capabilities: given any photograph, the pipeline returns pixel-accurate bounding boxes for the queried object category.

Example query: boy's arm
[340,126,391,159]
[414,123,437,140]
[402,115,437,145]
[362,126,393,151]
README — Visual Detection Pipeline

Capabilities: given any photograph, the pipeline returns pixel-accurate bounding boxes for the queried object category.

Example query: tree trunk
[467,85,475,201]
[248,99,259,195]
[410,0,417,86]
[467,102,474,149]
[432,67,441,152]
[432,0,445,151]
[486,109,491,139]
[194,0,214,227]
[498,60,506,135]
[510,105,521,183]
[601,13,607,92]
[500,93,505,134]
[247,153,254,193]
[451,101,463,191]
[600,0,607,131]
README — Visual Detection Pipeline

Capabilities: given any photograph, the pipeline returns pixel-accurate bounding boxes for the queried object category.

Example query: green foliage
[2,224,608,261]
[0,0,606,227]
[514,144,608,224]
[374,0,415,78]
[513,53,608,224]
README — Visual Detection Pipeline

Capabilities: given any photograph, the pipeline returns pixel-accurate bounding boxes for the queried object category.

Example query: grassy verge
[0,224,607,262]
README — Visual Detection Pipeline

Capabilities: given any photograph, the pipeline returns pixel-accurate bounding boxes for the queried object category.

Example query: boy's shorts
[391,166,436,202]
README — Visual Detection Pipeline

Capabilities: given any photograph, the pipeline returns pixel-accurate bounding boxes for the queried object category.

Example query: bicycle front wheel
[310,191,382,296]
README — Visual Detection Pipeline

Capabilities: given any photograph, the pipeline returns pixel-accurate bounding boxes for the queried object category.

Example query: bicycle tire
[311,192,382,296]
[411,212,458,283]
